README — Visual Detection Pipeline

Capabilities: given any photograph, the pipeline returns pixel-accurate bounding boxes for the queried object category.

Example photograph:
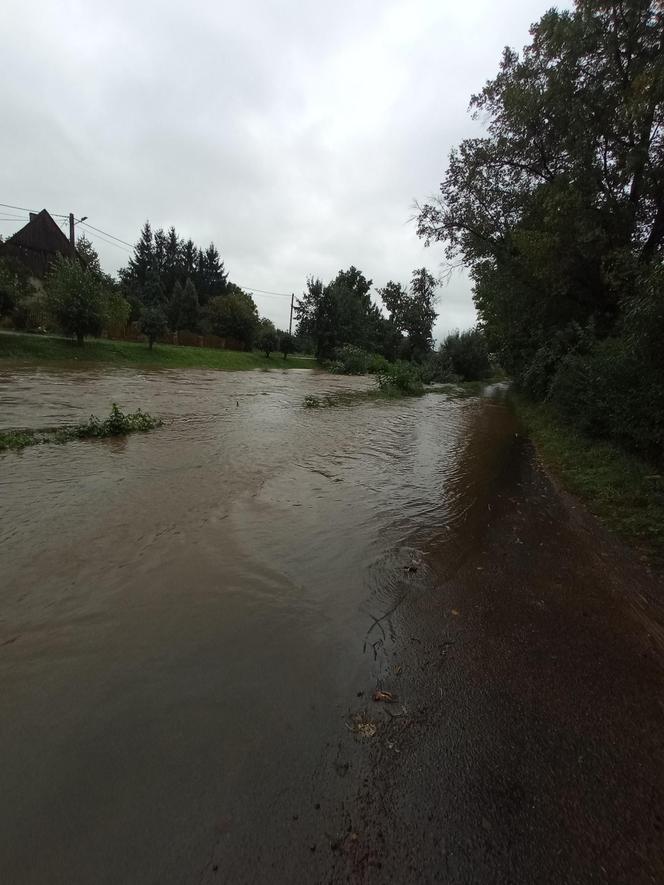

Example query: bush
[376,360,423,394]
[368,353,390,374]
[80,403,162,437]
[329,345,370,374]
[420,349,457,384]
[548,338,664,461]
[521,321,595,399]
[13,290,50,332]
[439,327,491,381]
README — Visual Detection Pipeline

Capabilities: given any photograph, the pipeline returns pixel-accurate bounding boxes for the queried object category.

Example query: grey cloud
[2,0,572,336]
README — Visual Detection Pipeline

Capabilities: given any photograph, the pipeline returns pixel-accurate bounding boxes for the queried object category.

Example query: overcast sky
[2,0,568,338]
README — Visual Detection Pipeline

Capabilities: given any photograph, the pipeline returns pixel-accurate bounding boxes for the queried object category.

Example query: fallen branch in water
[0,403,163,452]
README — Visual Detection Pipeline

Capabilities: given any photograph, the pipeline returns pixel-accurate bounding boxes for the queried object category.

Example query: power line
[80,226,132,253]
[0,201,37,214]
[79,221,134,249]
[235,285,292,298]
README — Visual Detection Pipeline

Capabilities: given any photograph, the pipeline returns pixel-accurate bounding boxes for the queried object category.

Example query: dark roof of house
[0,209,79,277]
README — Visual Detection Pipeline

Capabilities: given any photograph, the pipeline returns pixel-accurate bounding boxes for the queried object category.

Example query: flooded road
[2,365,664,883]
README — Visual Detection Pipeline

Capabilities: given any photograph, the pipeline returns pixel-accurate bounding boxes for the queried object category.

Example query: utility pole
[68,213,88,249]
[289,293,294,335]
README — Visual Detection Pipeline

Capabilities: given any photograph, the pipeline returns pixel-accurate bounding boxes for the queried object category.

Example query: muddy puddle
[0,364,512,883]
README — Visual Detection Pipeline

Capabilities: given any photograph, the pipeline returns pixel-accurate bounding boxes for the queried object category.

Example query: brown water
[0,365,501,883]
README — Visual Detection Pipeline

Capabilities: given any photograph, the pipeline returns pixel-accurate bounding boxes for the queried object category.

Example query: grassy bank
[513,396,664,563]
[0,332,318,371]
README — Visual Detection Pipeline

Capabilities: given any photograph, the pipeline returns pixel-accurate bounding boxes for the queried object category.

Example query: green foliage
[548,338,664,461]
[0,257,28,318]
[46,256,107,344]
[279,331,296,359]
[207,289,260,349]
[376,360,423,395]
[80,403,162,437]
[295,268,382,359]
[12,290,50,332]
[439,328,491,381]
[379,269,438,361]
[329,344,371,374]
[0,404,163,452]
[420,349,456,384]
[139,305,168,348]
[168,277,200,332]
[514,396,664,563]
[119,222,228,309]
[368,353,390,374]
[257,318,278,357]
[417,0,664,460]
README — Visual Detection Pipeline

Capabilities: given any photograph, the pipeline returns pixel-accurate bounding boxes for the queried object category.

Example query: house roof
[0,209,79,276]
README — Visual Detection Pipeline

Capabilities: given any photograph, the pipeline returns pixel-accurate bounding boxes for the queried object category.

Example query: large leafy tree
[207,286,259,349]
[46,256,107,344]
[417,0,664,376]
[378,269,438,361]
[295,267,381,358]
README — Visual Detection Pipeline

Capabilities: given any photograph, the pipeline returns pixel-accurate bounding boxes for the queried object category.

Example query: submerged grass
[513,395,664,563]
[302,379,491,409]
[0,404,163,452]
[0,332,318,371]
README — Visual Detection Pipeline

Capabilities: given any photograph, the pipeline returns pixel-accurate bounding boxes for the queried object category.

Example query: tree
[139,305,168,349]
[177,278,200,331]
[439,328,491,381]
[197,243,228,303]
[46,256,106,344]
[143,266,165,307]
[417,0,664,378]
[295,267,381,359]
[207,287,259,349]
[168,280,184,331]
[378,270,438,361]
[0,257,27,319]
[257,318,278,357]
[75,233,102,274]
[119,221,232,319]
[122,221,154,290]
[280,331,296,360]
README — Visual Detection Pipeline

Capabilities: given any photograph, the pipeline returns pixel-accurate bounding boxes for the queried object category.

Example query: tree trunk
[76,333,84,346]
[149,338,154,350]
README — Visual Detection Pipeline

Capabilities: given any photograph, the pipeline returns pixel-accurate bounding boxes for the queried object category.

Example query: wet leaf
[372,689,396,703]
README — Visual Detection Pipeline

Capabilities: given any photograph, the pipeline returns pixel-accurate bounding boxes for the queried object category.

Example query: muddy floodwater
[3,364,664,884]
[0,365,499,882]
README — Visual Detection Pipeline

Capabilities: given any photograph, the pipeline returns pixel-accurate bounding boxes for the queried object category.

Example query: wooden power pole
[69,213,75,248]
[289,293,294,335]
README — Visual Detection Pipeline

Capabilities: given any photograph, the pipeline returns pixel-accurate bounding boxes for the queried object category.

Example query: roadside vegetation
[0,404,163,452]
[515,397,664,564]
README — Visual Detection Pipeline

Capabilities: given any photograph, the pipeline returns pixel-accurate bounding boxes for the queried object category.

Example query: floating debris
[372,689,397,703]
[346,712,378,738]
